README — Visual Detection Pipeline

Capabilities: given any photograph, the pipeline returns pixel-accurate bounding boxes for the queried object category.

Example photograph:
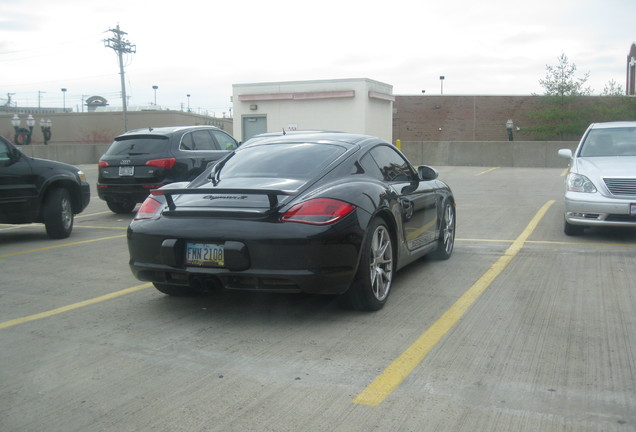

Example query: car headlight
[566,172,597,193]
[77,170,87,182]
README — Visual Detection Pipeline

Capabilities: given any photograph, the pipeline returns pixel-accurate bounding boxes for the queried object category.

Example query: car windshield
[218,142,346,180]
[105,136,170,156]
[580,127,636,157]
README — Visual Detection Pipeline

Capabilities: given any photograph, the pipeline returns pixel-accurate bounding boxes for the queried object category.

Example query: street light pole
[61,88,67,111]
[152,85,158,106]
[440,76,445,95]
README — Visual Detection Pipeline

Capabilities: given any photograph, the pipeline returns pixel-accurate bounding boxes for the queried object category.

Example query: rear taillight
[98,160,109,168]
[134,196,163,220]
[146,158,176,170]
[281,198,356,225]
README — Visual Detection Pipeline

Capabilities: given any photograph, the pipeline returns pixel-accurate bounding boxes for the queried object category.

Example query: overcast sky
[2,0,635,115]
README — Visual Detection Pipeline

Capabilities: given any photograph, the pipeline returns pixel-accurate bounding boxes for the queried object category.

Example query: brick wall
[392,95,608,142]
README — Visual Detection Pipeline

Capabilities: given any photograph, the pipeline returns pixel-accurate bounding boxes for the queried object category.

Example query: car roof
[248,130,341,138]
[118,125,222,138]
[241,130,342,145]
[588,121,636,130]
[239,132,386,149]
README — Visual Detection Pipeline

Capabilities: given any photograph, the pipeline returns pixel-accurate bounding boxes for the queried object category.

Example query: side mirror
[417,165,439,181]
[558,149,573,159]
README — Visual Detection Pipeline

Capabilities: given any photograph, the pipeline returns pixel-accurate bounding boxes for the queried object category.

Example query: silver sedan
[558,121,636,235]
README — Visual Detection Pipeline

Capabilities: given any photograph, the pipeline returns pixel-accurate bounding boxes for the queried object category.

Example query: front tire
[431,202,455,260]
[43,188,74,239]
[342,218,394,311]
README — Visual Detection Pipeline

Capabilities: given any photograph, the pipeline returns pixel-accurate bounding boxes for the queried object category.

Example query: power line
[104,24,136,131]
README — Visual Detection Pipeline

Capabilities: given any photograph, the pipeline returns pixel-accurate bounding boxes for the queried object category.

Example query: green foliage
[538,53,592,98]
[526,95,593,140]
[594,96,636,122]
[602,79,624,96]
[526,53,636,140]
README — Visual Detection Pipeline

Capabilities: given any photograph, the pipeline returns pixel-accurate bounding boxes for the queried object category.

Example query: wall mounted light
[10,114,36,145]
[41,118,52,145]
[506,119,514,141]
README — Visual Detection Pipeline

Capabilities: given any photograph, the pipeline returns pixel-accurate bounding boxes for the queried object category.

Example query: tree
[527,53,594,139]
[539,53,593,98]
[601,79,624,96]
[597,80,636,121]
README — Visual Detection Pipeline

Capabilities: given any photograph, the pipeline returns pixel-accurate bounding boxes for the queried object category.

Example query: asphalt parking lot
[1,165,635,432]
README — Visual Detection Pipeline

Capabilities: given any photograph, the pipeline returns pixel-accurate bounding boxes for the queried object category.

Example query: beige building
[232,78,395,142]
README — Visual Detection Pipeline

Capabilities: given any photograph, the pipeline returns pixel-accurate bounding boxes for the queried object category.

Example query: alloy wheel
[369,224,393,301]
[441,204,455,255]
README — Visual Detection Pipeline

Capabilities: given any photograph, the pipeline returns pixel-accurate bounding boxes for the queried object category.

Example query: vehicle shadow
[143,288,360,327]
[0,227,51,243]
[138,255,442,328]
[573,226,636,243]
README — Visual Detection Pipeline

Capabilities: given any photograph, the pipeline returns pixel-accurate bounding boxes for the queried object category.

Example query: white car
[558,121,636,235]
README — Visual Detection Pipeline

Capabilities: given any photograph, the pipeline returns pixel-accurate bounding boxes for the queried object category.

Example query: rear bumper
[126,215,365,295]
[129,261,356,295]
[97,183,164,203]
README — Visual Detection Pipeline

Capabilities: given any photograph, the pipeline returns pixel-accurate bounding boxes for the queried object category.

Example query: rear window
[220,143,345,180]
[580,127,636,157]
[105,136,170,156]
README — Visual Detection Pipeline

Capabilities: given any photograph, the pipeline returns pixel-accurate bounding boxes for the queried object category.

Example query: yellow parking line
[476,167,499,176]
[456,238,510,244]
[0,234,126,259]
[74,225,128,230]
[0,225,24,231]
[353,200,555,406]
[527,239,636,247]
[76,210,119,218]
[0,283,152,330]
[455,238,636,248]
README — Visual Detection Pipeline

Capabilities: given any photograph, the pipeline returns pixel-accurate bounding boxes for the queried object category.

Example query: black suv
[0,136,90,239]
[97,125,238,213]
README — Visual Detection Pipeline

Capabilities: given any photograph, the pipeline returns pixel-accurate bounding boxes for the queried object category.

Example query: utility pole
[104,24,136,131]
[38,90,46,109]
[5,93,15,107]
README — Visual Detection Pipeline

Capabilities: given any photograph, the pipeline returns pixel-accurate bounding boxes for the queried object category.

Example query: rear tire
[153,283,201,297]
[43,188,74,239]
[342,218,394,311]
[107,200,137,214]
[564,219,584,236]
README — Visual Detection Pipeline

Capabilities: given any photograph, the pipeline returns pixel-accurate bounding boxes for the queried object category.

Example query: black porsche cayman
[127,132,455,310]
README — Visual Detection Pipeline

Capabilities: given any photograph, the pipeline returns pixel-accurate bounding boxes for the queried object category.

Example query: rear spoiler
[150,188,298,211]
